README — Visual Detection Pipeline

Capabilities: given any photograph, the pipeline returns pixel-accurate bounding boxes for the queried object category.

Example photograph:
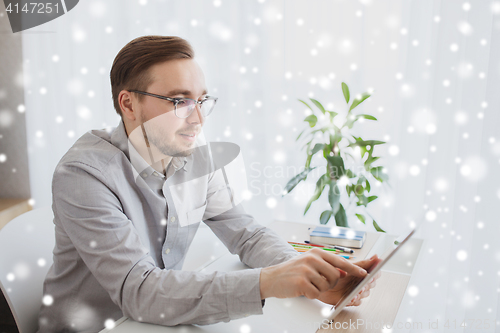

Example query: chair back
[0,207,55,333]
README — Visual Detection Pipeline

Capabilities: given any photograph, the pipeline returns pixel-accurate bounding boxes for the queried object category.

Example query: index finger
[321,252,368,277]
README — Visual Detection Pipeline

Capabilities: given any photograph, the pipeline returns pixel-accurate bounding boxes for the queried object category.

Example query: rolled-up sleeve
[52,162,265,326]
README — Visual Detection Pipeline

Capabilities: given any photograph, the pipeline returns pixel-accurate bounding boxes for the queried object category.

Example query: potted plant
[283,82,388,232]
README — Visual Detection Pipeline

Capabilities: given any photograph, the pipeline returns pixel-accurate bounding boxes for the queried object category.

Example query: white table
[101,221,423,333]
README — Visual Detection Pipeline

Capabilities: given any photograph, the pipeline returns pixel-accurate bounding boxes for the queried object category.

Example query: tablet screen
[327,227,418,319]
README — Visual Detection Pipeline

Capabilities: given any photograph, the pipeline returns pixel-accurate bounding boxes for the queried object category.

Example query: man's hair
[110,35,195,117]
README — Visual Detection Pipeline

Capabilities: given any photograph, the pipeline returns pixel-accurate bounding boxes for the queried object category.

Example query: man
[37,35,380,332]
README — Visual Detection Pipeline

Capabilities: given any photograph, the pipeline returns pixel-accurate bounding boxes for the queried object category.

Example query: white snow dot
[492,2,500,14]
[426,123,437,134]
[40,87,47,95]
[284,71,292,79]
[456,250,467,261]
[266,198,277,208]
[213,0,222,7]
[0,154,6,163]
[17,104,25,113]
[254,100,262,108]
[425,210,437,222]
[239,66,246,74]
[104,319,116,329]
[191,19,198,27]
[52,55,60,62]
[6,273,15,281]
[240,323,251,333]
[408,285,419,297]
[28,198,35,206]
[409,165,420,176]
[388,145,399,156]
[350,63,358,71]
[105,26,113,33]
[80,67,88,75]
[462,2,471,11]
[42,295,54,306]
[434,178,448,192]
[450,44,459,52]
[296,18,304,26]
[89,241,97,248]
[37,258,46,267]
[67,130,75,138]
[454,111,468,125]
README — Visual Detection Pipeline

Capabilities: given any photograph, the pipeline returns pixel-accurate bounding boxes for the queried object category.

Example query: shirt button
[170,216,176,222]
[165,248,170,254]
[141,172,148,178]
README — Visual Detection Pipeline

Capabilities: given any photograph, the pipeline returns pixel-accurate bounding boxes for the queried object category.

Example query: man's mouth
[179,132,197,142]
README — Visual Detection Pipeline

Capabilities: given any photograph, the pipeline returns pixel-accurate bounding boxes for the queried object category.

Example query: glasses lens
[201,98,216,117]
[175,99,196,118]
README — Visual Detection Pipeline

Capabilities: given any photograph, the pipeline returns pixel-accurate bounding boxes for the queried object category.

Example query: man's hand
[259,248,368,300]
[316,254,382,306]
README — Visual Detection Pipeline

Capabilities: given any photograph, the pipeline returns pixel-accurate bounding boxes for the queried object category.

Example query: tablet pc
[326,227,418,320]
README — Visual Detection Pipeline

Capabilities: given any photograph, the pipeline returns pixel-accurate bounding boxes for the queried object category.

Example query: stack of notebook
[309,226,366,248]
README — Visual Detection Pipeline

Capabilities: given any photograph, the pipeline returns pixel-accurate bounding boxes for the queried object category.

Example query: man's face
[137,58,207,157]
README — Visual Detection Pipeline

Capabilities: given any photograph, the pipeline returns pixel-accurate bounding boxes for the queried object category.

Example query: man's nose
[187,103,204,125]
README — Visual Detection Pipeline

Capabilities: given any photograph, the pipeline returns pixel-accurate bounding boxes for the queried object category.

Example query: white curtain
[22,0,500,329]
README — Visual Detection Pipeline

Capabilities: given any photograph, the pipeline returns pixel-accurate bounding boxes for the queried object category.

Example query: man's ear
[119,90,137,121]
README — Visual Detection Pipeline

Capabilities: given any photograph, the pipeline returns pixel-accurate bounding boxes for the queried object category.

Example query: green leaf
[341,82,350,104]
[296,129,306,141]
[310,98,326,115]
[328,182,341,215]
[357,114,377,121]
[320,210,333,225]
[304,174,328,215]
[283,167,316,195]
[356,194,368,207]
[344,114,377,129]
[370,166,389,182]
[345,169,357,178]
[365,179,371,192]
[326,155,345,178]
[348,93,371,112]
[304,114,318,127]
[346,184,353,197]
[310,143,325,156]
[373,219,386,232]
[355,213,366,224]
[334,204,349,227]
[367,195,378,203]
[327,111,338,121]
[298,99,314,112]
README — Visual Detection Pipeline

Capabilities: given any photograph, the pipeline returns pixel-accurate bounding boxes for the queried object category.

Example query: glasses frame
[129,90,218,119]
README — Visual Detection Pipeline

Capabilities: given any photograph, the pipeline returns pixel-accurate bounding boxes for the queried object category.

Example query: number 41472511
[444,319,490,330]
[5,2,60,14]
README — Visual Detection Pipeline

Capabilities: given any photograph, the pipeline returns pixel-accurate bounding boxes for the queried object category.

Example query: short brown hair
[110,35,195,117]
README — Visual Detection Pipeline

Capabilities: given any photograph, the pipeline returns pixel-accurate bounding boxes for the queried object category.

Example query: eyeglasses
[129,90,218,119]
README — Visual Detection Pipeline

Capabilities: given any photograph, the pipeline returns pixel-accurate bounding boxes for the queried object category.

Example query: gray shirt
[36,120,300,333]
